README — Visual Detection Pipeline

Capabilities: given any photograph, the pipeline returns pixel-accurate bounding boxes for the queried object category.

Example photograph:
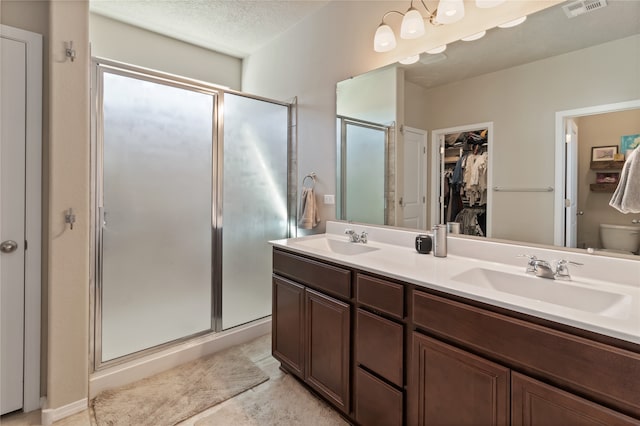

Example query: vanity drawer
[356,308,404,386]
[356,273,404,319]
[273,249,351,299]
[355,367,403,426]
[412,290,640,418]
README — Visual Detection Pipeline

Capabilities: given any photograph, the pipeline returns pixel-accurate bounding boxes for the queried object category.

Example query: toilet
[599,224,640,254]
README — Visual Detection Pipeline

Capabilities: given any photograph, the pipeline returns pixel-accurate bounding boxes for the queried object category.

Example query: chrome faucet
[345,229,368,243]
[519,255,582,280]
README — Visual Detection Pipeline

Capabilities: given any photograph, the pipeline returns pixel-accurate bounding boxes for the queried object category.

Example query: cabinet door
[272,276,305,378]
[410,333,509,426]
[512,372,640,426]
[305,288,351,414]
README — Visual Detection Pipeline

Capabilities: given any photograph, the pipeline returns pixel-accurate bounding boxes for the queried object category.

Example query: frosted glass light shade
[476,0,506,8]
[435,0,465,24]
[374,23,397,52]
[401,8,425,39]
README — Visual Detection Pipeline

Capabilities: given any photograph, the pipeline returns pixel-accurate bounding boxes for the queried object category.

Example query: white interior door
[401,127,426,229]
[565,119,579,248]
[1,35,27,415]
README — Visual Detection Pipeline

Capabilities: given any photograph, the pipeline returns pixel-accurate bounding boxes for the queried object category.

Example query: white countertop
[270,222,640,345]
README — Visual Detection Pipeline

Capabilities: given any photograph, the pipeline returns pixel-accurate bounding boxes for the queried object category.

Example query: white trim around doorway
[554,99,640,246]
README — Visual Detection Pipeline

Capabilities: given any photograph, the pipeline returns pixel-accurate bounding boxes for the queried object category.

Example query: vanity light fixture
[498,16,528,28]
[374,0,506,53]
[435,0,465,24]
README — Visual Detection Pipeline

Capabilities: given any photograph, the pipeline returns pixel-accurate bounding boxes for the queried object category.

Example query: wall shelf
[590,160,625,170]
[590,183,618,192]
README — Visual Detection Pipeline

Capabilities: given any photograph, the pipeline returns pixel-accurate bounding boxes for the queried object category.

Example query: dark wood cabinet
[305,288,351,414]
[511,372,639,426]
[355,367,403,426]
[355,308,403,386]
[272,247,640,425]
[272,276,305,378]
[411,332,510,426]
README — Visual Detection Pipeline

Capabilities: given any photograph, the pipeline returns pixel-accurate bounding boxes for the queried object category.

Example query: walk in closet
[440,128,490,237]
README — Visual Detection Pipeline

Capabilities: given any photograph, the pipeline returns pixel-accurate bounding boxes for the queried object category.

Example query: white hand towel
[298,187,319,229]
[610,146,640,213]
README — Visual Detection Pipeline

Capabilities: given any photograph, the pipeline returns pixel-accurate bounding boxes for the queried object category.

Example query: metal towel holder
[303,173,317,189]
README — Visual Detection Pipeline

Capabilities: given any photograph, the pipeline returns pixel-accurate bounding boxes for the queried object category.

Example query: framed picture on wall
[621,133,640,152]
[591,145,618,162]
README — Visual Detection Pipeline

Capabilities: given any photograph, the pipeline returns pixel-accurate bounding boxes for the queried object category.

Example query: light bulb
[435,0,465,24]
[401,8,425,39]
[374,23,397,52]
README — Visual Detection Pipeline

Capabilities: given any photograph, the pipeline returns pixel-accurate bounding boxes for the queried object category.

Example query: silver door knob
[0,240,18,253]
[577,211,584,216]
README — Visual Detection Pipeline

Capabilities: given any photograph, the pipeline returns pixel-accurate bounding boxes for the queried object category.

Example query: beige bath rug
[92,348,269,426]
[193,373,349,426]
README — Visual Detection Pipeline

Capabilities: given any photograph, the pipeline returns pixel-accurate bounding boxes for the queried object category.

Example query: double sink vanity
[270,221,640,425]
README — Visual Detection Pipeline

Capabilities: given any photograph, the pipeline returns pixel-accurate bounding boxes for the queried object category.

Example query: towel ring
[303,173,316,189]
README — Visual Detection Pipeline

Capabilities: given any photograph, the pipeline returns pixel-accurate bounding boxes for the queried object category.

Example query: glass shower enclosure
[93,62,291,367]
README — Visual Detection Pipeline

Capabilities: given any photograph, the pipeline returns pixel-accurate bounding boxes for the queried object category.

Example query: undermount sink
[451,267,631,318]
[293,237,379,256]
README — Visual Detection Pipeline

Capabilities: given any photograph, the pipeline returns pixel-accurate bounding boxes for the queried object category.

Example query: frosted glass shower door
[99,70,215,362]
[221,93,289,329]
[340,121,387,225]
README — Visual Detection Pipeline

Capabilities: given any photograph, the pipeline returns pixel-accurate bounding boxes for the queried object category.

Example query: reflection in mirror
[336,1,640,259]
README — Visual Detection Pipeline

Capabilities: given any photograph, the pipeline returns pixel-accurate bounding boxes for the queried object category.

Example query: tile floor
[1,334,347,426]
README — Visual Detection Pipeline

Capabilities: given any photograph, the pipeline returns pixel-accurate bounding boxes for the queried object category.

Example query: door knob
[0,240,18,253]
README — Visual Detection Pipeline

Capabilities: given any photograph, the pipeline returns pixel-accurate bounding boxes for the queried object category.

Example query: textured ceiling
[89,0,330,58]
[403,0,640,89]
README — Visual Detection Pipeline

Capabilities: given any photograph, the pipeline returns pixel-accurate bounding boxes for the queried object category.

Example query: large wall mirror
[336,1,640,259]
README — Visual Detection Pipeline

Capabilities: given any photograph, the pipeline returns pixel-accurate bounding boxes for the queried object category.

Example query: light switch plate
[324,194,335,205]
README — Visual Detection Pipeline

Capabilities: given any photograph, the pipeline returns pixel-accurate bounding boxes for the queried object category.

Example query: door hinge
[423,196,426,203]
[564,198,571,208]
[24,240,28,250]
[423,147,426,154]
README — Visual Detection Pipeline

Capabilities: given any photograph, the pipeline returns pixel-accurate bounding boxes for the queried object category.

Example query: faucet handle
[359,231,368,244]
[554,259,583,280]
[345,228,354,235]
[517,254,538,274]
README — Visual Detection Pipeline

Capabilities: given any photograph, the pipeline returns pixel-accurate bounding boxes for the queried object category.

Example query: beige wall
[420,35,640,245]
[47,0,90,409]
[89,13,242,90]
[577,110,640,249]
[242,0,558,232]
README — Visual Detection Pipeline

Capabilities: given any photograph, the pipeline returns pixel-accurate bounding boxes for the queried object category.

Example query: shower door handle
[99,207,107,227]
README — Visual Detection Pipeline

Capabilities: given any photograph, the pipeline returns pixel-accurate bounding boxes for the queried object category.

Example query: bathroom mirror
[336,1,640,258]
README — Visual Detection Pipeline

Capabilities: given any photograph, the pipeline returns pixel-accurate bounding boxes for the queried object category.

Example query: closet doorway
[431,123,493,237]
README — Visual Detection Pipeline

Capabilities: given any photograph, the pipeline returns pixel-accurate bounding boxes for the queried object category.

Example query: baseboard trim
[41,398,88,426]
[89,317,271,399]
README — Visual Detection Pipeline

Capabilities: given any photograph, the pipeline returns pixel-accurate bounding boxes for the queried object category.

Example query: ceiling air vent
[562,0,608,18]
